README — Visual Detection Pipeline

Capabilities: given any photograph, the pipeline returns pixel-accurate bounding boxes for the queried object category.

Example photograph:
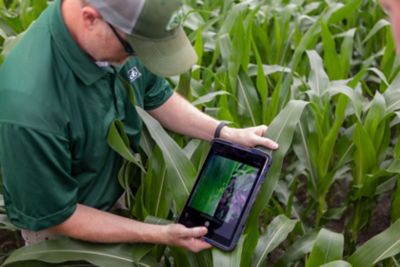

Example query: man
[0,0,278,252]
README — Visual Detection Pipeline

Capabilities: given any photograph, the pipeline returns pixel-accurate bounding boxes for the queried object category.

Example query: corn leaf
[107,120,146,173]
[212,235,245,267]
[136,107,196,212]
[241,100,308,266]
[3,238,158,267]
[317,95,348,182]
[251,215,298,267]
[307,50,330,99]
[353,122,377,187]
[327,0,362,25]
[339,28,356,79]
[275,232,318,267]
[321,22,341,80]
[252,39,268,124]
[191,91,230,106]
[363,19,390,44]
[143,147,170,219]
[237,69,261,126]
[306,229,344,267]
[320,260,352,267]
[349,218,400,266]
[323,85,363,120]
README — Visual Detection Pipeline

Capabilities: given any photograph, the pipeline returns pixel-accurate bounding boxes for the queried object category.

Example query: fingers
[177,225,208,238]
[188,226,208,237]
[169,224,212,252]
[243,125,278,150]
[254,125,268,136]
[180,231,212,253]
[226,125,278,150]
[184,238,213,253]
[253,133,279,150]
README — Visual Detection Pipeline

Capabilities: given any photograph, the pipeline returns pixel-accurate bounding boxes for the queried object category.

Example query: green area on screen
[188,155,258,224]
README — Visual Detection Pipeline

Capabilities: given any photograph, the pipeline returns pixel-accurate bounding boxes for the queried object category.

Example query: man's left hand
[220,125,279,150]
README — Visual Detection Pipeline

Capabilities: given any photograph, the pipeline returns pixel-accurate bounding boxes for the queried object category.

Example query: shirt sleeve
[0,123,77,231]
[143,73,173,111]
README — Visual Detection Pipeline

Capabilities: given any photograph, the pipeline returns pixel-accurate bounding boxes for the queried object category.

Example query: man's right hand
[48,204,212,252]
[162,224,212,253]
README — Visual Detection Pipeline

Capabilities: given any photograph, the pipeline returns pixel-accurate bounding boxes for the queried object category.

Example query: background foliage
[2,0,400,266]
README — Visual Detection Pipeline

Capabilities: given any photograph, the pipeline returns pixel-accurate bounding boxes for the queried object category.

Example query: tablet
[178,139,272,251]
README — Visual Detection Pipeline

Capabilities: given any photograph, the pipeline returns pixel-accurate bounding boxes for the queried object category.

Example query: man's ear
[81,6,101,29]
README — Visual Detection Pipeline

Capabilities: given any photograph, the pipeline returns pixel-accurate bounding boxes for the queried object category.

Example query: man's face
[78,4,132,65]
[92,20,132,64]
[381,0,400,52]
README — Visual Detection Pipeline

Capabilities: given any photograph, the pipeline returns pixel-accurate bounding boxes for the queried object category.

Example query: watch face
[178,139,271,250]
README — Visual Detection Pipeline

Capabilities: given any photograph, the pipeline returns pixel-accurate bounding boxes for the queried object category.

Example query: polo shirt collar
[49,0,109,85]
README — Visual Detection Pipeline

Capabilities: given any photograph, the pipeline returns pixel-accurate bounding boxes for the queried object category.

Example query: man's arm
[48,204,211,253]
[148,92,279,149]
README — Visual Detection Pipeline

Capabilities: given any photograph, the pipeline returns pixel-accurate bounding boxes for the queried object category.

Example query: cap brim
[127,28,198,77]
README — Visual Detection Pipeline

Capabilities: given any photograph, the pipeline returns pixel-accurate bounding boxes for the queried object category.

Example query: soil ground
[0,229,23,264]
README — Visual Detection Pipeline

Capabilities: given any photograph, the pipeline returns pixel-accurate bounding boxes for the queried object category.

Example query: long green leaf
[212,235,245,267]
[3,238,157,267]
[306,229,344,267]
[275,232,318,267]
[136,107,196,212]
[391,176,400,221]
[143,147,170,219]
[191,91,230,106]
[353,122,377,187]
[237,69,261,125]
[307,50,330,99]
[340,28,356,78]
[321,21,341,80]
[326,0,362,25]
[320,260,352,267]
[291,18,320,72]
[251,215,298,267]
[349,218,400,266]
[242,100,308,266]
[363,19,390,44]
[369,67,389,87]
[294,120,318,194]
[247,64,291,77]
[171,247,212,267]
[252,40,268,124]
[107,120,146,173]
[323,84,363,120]
[317,95,348,179]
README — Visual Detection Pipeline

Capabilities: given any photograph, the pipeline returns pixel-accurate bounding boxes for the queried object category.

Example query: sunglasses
[107,23,134,55]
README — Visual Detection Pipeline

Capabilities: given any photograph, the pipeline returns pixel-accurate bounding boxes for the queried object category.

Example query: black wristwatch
[214,122,229,138]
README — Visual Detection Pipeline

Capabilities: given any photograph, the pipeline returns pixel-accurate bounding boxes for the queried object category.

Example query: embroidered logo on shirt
[128,67,142,83]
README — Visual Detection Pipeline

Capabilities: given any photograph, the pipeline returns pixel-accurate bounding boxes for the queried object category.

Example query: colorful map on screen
[188,154,258,224]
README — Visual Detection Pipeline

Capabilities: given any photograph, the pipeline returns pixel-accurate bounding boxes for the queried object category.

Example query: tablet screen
[178,139,270,250]
[187,153,261,241]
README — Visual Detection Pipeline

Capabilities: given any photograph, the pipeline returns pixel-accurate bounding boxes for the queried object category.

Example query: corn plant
[0,0,48,63]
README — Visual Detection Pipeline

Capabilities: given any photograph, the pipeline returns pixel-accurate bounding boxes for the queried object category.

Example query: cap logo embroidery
[128,67,142,83]
[166,9,184,31]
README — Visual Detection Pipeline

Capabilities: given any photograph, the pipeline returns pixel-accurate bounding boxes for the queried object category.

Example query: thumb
[184,226,208,238]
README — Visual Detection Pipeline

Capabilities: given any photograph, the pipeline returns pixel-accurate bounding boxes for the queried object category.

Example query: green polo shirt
[0,0,173,231]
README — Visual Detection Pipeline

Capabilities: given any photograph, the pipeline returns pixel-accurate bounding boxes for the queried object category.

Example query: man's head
[381,0,400,52]
[64,0,197,76]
